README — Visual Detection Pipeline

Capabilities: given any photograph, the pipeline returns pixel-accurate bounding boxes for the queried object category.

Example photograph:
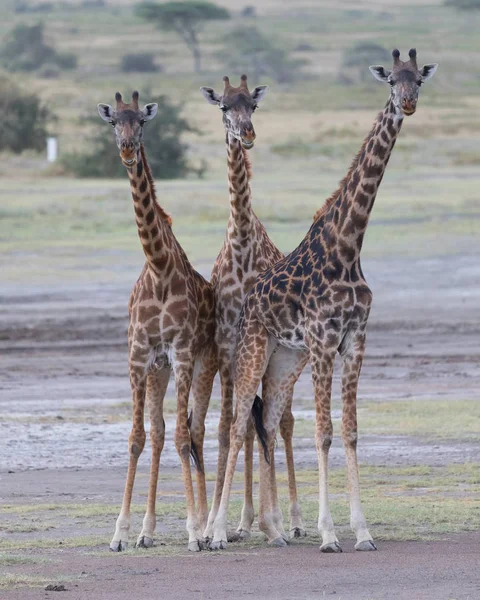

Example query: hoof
[290,527,307,539]
[269,536,288,547]
[110,540,128,552]
[209,539,227,551]
[135,536,154,549]
[320,541,343,553]
[237,529,251,541]
[188,540,203,552]
[356,540,377,552]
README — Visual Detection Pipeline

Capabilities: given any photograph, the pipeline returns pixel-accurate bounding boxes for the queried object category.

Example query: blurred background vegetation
[0,0,479,282]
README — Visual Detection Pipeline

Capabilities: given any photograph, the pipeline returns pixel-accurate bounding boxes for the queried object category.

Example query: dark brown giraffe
[97,91,217,552]
[209,49,438,551]
[200,75,306,542]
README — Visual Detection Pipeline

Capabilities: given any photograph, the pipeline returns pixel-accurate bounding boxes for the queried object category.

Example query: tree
[342,42,391,83]
[0,23,77,72]
[0,72,53,153]
[62,94,202,179]
[135,1,230,73]
[221,26,307,83]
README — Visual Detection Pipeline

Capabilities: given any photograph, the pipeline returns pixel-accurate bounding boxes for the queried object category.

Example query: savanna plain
[0,0,479,598]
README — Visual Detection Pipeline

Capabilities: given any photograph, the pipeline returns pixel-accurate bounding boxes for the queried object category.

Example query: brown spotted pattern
[200,75,306,542]
[210,49,438,552]
[99,93,217,553]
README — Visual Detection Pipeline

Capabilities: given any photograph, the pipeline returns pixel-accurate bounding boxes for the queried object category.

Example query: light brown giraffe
[209,49,438,551]
[97,91,217,552]
[200,75,306,542]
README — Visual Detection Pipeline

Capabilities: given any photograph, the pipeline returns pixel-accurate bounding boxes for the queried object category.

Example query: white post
[47,137,58,163]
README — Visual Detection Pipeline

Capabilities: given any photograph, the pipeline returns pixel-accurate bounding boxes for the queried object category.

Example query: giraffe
[200,74,306,542]
[97,91,217,552]
[209,49,438,551]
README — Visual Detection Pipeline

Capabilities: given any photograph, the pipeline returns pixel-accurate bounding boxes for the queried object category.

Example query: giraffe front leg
[235,419,255,540]
[135,368,169,549]
[173,358,204,552]
[111,374,147,552]
[189,345,217,534]
[310,345,341,553]
[203,358,233,542]
[211,316,271,550]
[341,332,376,552]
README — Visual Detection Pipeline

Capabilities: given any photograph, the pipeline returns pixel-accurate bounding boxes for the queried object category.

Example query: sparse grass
[0,554,52,566]
[359,399,480,440]
[0,573,69,590]
[292,399,480,441]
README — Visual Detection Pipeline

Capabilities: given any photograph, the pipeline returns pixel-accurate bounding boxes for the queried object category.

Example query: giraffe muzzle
[402,99,417,115]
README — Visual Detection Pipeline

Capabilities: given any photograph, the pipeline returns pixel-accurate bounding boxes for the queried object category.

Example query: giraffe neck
[226,133,253,239]
[317,97,403,261]
[126,145,173,274]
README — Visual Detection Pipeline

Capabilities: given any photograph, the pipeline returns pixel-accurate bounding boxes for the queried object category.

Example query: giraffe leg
[341,332,376,551]
[235,418,255,539]
[110,369,147,552]
[203,355,234,541]
[259,347,308,543]
[310,344,341,553]
[173,356,203,552]
[210,318,272,550]
[136,367,170,548]
[189,344,217,534]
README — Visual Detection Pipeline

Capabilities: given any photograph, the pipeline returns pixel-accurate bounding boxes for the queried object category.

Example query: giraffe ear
[97,103,114,122]
[420,63,438,82]
[251,85,268,103]
[142,103,158,121]
[369,65,391,83]
[200,87,221,105]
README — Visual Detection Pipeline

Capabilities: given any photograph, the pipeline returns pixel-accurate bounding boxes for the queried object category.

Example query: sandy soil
[1,253,479,598]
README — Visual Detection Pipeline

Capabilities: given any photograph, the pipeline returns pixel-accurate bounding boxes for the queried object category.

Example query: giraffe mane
[241,146,253,180]
[139,145,173,227]
[313,120,373,222]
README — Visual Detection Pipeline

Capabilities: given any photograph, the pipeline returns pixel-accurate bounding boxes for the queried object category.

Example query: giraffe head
[200,74,267,149]
[97,91,158,168]
[369,49,438,116]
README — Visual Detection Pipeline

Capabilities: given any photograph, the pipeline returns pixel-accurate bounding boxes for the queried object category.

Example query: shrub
[62,94,201,180]
[444,0,480,9]
[0,72,53,153]
[221,26,307,83]
[1,23,77,73]
[120,53,160,73]
[342,41,391,83]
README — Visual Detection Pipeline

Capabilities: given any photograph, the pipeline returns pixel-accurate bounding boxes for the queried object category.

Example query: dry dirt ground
[1,253,479,599]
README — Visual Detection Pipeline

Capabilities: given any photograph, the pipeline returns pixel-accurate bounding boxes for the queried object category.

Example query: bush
[1,23,77,72]
[0,72,53,153]
[221,26,307,83]
[342,41,391,83]
[38,62,61,79]
[444,0,480,9]
[62,94,201,180]
[120,53,160,73]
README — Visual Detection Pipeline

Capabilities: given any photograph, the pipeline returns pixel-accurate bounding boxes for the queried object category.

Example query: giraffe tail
[187,411,203,474]
[251,395,270,465]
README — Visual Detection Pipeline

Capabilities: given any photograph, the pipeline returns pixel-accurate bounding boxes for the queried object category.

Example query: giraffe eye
[109,120,116,127]
[140,119,145,126]
[252,104,257,112]
[388,80,395,86]
[220,105,229,112]
[417,80,423,86]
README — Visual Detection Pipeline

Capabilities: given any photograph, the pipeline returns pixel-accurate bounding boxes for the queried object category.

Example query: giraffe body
[97,92,216,552]
[200,75,306,541]
[209,49,438,551]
